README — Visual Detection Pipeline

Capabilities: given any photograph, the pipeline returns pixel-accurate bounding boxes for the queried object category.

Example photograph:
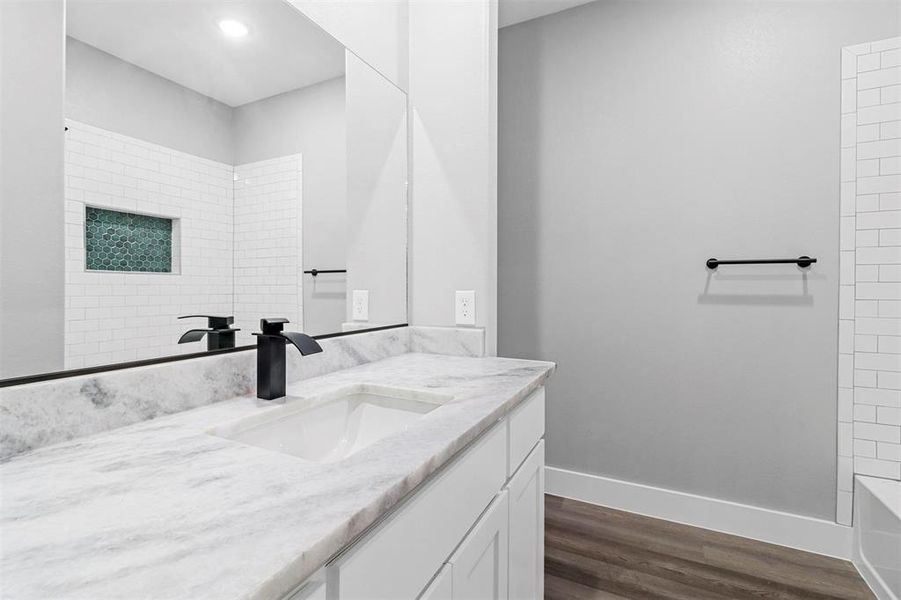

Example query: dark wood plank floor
[545,495,875,600]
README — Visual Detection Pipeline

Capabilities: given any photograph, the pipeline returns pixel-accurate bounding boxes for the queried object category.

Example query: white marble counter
[0,353,554,600]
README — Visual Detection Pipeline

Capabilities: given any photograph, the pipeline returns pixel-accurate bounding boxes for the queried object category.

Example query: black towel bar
[706,256,816,270]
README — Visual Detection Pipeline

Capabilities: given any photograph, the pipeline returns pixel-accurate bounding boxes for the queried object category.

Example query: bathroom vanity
[0,348,554,600]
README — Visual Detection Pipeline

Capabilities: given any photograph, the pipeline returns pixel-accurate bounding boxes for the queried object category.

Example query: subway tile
[839,388,854,422]
[858,175,901,195]
[840,319,854,353]
[855,352,901,371]
[842,114,857,148]
[881,300,901,318]
[858,195,880,213]
[840,285,855,318]
[858,299,878,318]
[838,456,854,492]
[858,229,880,247]
[879,370,901,389]
[878,406,901,425]
[842,217,856,250]
[858,265,879,281]
[882,265,901,281]
[877,441,901,461]
[858,53,881,72]
[883,84,901,104]
[841,148,856,182]
[858,67,901,90]
[855,456,901,478]
[858,88,881,108]
[858,138,901,159]
[883,48,901,68]
[839,353,854,387]
[855,421,901,442]
[841,182,856,215]
[854,404,877,422]
[842,50,858,79]
[880,336,901,354]
[882,193,901,211]
[882,120,901,139]
[856,334,879,352]
[882,156,901,175]
[858,102,901,125]
[856,317,901,335]
[857,282,901,300]
[856,246,901,264]
[858,123,880,142]
[839,422,854,456]
[871,37,901,52]
[855,438,878,458]
[881,229,901,246]
[858,159,880,177]
[856,369,878,387]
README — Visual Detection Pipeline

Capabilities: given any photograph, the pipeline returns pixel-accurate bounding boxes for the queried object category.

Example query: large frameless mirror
[0,0,408,382]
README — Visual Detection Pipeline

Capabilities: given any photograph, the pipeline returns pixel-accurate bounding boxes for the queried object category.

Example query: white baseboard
[546,466,853,560]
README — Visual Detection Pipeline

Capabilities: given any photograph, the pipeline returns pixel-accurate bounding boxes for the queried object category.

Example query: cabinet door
[507,441,545,600]
[448,491,509,600]
[418,564,452,600]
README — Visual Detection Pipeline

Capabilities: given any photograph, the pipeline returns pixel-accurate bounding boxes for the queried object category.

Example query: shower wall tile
[233,156,304,346]
[839,38,901,526]
[64,121,234,369]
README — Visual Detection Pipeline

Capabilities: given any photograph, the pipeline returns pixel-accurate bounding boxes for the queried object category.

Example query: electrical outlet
[352,290,369,321]
[455,290,475,326]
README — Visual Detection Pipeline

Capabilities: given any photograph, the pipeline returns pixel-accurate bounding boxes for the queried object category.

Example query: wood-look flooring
[545,495,874,600]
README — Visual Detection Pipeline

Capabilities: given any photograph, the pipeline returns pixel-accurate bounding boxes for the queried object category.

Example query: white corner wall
[0,0,66,380]
[838,36,901,525]
[345,52,408,327]
[409,0,498,355]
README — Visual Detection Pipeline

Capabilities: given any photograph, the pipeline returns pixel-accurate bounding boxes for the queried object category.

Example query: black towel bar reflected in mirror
[706,256,817,270]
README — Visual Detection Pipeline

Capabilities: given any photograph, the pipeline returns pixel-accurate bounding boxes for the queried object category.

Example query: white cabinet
[507,441,545,600]
[447,492,509,600]
[317,387,546,600]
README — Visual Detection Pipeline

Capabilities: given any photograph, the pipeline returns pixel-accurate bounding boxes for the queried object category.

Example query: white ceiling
[66,0,346,107]
[499,0,597,28]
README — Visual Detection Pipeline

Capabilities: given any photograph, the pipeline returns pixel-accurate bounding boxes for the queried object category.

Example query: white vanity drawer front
[328,423,507,600]
[507,387,545,476]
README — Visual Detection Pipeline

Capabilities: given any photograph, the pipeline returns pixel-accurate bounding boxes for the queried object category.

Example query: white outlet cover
[455,290,475,326]
[353,289,369,321]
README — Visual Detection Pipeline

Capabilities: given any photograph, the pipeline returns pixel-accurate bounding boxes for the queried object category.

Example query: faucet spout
[254,318,322,400]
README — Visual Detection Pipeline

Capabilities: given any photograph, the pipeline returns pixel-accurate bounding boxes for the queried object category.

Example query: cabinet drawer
[328,423,507,599]
[507,388,545,476]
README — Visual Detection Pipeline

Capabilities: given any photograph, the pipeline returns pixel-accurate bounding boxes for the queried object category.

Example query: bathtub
[854,476,901,600]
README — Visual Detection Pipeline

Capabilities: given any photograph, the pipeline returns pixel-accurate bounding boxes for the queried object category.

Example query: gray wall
[66,37,234,164]
[233,76,348,336]
[499,0,899,520]
[0,0,66,379]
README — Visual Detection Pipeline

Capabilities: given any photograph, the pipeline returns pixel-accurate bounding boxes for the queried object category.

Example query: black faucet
[253,318,322,400]
[178,315,240,351]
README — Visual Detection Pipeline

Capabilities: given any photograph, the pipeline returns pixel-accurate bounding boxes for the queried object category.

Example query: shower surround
[64,121,303,369]
[838,36,901,525]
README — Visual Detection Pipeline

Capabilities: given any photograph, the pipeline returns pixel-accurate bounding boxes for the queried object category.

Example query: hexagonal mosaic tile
[85,207,172,272]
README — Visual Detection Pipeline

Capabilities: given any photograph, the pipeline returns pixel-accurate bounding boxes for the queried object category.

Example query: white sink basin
[211,384,452,463]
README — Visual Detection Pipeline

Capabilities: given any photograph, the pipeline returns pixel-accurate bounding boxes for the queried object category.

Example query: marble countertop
[1,353,554,600]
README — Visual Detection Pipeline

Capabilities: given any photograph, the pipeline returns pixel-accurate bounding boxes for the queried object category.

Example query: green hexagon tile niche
[85,207,173,272]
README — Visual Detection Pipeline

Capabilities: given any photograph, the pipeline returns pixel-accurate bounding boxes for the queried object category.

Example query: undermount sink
[211,384,453,463]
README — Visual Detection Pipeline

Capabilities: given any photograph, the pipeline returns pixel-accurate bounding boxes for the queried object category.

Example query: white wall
[66,37,234,164]
[231,77,348,335]
[409,0,498,354]
[838,37,901,521]
[0,0,66,379]
[233,155,304,342]
[64,121,234,368]
[288,0,409,91]
[345,53,408,327]
[498,0,900,521]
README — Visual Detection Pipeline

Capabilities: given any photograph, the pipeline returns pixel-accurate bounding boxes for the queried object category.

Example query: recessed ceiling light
[218,19,248,38]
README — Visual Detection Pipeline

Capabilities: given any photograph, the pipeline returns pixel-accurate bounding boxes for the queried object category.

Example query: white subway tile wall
[839,37,901,525]
[65,121,234,368]
[233,156,304,345]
